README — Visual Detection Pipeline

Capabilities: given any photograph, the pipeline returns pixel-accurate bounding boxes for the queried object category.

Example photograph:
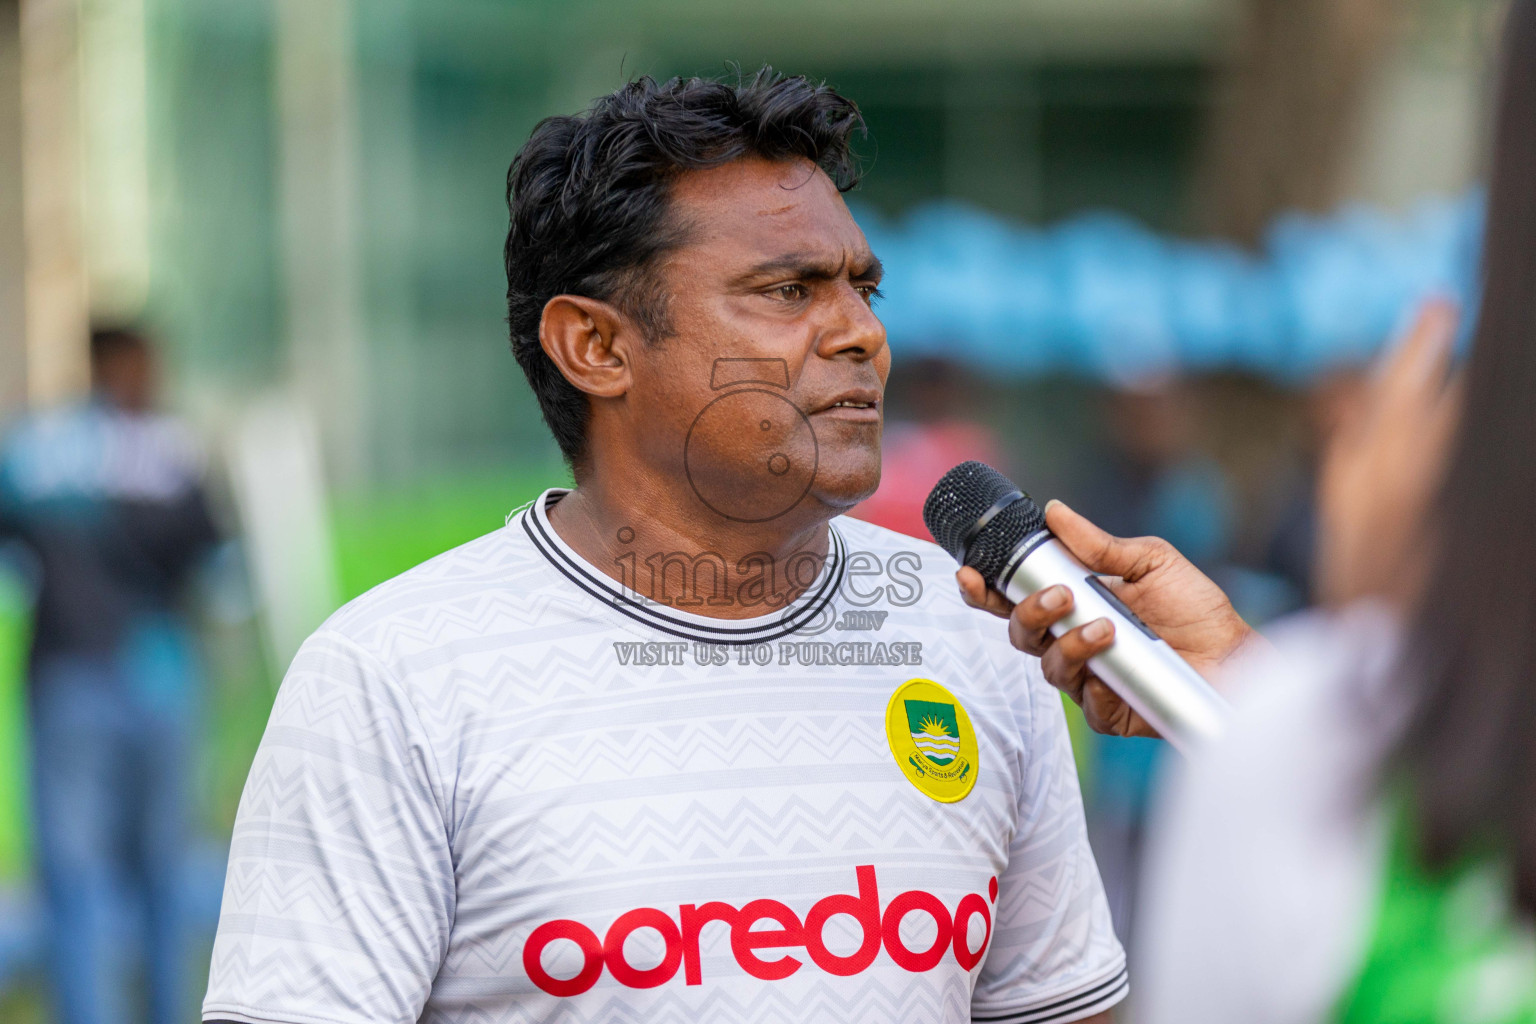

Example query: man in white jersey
[204,68,1126,1024]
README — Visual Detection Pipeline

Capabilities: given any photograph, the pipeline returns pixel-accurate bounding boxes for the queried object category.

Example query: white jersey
[204,488,1125,1024]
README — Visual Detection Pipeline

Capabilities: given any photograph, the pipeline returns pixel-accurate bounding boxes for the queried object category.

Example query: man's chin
[808,463,882,514]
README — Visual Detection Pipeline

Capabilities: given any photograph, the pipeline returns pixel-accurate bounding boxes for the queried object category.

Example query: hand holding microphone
[925,463,1260,753]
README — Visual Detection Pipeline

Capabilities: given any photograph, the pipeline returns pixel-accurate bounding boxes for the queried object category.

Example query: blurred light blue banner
[856,191,1484,382]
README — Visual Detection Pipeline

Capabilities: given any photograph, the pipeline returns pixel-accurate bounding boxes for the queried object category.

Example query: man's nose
[816,282,888,362]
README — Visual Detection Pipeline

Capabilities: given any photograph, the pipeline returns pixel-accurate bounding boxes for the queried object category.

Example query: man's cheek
[683,387,817,523]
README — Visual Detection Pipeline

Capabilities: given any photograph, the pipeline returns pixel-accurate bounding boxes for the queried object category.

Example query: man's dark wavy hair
[504,66,865,469]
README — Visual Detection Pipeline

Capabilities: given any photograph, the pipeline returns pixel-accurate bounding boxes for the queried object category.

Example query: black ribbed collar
[519,488,846,645]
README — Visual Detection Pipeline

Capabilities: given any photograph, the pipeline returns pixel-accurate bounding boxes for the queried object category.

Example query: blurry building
[0,0,1503,470]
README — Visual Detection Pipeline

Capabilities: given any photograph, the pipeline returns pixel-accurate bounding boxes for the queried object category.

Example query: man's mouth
[812,392,882,423]
[812,387,882,415]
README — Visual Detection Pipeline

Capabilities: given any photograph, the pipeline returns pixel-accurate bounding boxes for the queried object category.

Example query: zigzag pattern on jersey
[980,681,1124,993]
[228,753,449,878]
[347,587,588,661]
[419,970,970,1024]
[370,647,1008,777]
[206,942,428,1024]
[257,657,457,807]
[496,790,988,880]
[327,528,570,641]
[345,590,601,674]
[459,710,891,791]
[406,650,923,746]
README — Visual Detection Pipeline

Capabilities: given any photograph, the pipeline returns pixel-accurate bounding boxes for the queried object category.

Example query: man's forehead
[669,156,868,259]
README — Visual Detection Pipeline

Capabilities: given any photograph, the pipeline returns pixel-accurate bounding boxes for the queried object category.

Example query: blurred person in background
[1262,367,1370,607]
[850,355,1003,539]
[1073,375,1235,946]
[958,0,1536,1017]
[0,327,221,1024]
[1079,374,1307,946]
[1083,377,1233,569]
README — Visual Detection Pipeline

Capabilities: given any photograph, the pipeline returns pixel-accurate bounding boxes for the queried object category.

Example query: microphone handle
[997,533,1231,755]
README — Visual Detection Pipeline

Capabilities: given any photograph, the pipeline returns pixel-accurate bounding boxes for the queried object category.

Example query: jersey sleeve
[971,656,1129,1023]
[203,630,455,1024]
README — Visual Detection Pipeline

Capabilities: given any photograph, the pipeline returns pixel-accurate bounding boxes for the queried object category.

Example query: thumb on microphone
[1043,499,1161,582]
[1043,499,1262,680]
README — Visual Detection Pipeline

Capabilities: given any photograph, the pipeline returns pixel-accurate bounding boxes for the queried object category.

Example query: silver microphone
[923,461,1230,755]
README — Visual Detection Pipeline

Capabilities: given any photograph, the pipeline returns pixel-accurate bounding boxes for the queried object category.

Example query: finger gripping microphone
[923,461,1230,754]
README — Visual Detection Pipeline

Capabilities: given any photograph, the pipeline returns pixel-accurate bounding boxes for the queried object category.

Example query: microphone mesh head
[923,461,1046,586]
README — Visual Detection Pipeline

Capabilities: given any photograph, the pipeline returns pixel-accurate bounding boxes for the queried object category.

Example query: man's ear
[539,295,633,399]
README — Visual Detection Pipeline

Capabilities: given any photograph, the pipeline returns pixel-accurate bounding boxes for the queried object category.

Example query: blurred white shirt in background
[1134,602,1405,1024]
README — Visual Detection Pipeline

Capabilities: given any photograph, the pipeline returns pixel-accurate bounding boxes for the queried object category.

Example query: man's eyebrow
[737,251,884,282]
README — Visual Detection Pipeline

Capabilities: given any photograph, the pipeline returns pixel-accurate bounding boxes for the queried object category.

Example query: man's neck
[546,476,835,620]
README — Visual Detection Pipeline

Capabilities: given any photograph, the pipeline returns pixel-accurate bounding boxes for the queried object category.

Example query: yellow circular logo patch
[885,678,980,803]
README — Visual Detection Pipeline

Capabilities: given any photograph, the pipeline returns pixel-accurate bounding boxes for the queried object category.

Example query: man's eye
[772,283,808,301]
[857,285,884,306]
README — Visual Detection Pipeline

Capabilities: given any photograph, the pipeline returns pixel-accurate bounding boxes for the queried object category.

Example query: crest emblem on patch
[885,679,979,803]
